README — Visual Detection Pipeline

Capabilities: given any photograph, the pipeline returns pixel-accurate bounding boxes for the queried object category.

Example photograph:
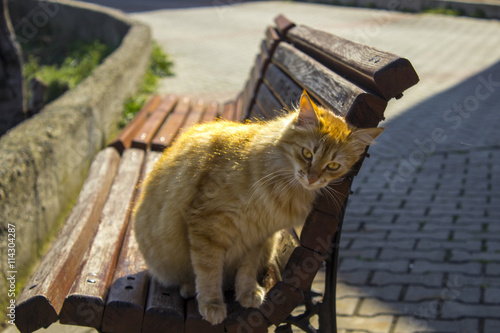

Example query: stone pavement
[6,1,500,332]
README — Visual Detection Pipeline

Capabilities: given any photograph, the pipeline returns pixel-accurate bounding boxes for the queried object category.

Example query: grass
[118,42,174,128]
[23,40,113,104]
[423,7,462,16]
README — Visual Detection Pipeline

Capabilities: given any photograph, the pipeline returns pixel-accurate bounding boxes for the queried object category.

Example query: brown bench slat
[101,151,162,332]
[150,96,191,152]
[248,104,265,121]
[201,101,220,122]
[179,98,206,133]
[185,298,225,333]
[273,42,387,128]
[287,25,420,100]
[300,210,341,256]
[131,95,177,150]
[281,246,324,291]
[59,148,145,329]
[108,95,163,154]
[220,101,236,121]
[260,282,303,326]
[143,281,185,333]
[264,63,302,110]
[14,147,121,333]
[265,26,281,56]
[234,92,244,121]
[274,14,296,37]
[255,83,283,119]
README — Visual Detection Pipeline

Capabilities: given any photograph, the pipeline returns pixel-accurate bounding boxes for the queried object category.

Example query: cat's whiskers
[247,170,294,207]
[321,184,347,212]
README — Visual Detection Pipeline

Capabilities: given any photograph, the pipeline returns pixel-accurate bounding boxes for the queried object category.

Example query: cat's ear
[350,127,385,155]
[297,90,319,127]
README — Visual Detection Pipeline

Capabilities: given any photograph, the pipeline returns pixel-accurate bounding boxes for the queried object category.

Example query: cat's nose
[308,176,318,184]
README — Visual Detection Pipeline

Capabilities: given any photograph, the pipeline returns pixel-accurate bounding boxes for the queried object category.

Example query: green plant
[423,7,461,16]
[23,40,112,104]
[119,42,174,128]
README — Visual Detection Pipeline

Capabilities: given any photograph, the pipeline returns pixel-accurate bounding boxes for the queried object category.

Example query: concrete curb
[0,0,151,301]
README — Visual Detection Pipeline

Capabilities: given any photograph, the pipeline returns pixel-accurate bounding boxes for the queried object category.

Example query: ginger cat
[133,91,383,325]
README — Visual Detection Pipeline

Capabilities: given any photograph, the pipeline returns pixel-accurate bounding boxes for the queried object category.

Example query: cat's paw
[199,300,227,325]
[237,285,266,308]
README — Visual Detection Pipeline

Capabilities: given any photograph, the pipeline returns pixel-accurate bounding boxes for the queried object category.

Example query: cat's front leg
[235,233,278,308]
[190,234,227,325]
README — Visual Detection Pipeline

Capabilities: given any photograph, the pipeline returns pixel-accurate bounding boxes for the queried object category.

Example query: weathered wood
[274,14,295,37]
[224,293,268,333]
[59,149,145,329]
[281,246,324,291]
[300,210,341,256]
[179,98,205,133]
[131,95,177,150]
[109,95,162,154]
[260,282,303,326]
[255,83,283,119]
[101,151,161,332]
[264,63,302,111]
[272,42,387,128]
[150,96,191,151]
[287,25,420,100]
[143,281,185,333]
[313,177,352,216]
[275,229,300,275]
[247,104,265,121]
[14,147,121,333]
[234,93,244,121]
[265,26,281,56]
[202,101,220,122]
[185,298,224,333]
[221,101,236,121]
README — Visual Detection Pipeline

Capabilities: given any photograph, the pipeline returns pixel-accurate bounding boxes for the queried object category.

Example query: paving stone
[350,239,416,250]
[340,259,410,273]
[379,249,446,261]
[335,297,359,316]
[485,319,500,333]
[337,315,394,333]
[371,272,444,287]
[417,239,482,251]
[484,287,500,304]
[337,283,402,301]
[448,273,500,288]
[486,263,500,275]
[450,249,500,262]
[441,302,500,319]
[337,270,371,285]
[404,285,480,303]
[388,230,450,241]
[394,316,478,333]
[358,298,438,318]
[454,231,500,241]
[411,260,481,274]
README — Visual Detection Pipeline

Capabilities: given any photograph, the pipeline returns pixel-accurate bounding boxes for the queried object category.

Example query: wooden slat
[265,26,281,55]
[150,96,191,152]
[234,93,244,121]
[131,95,177,150]
[185,298,224,333]
[224,292,268,333]
[274,14,295,37]
[248,104,265,121]
[59,148,145,329]
[101,151,161,333]
[201,101,219,122]
[220,101,236,121]
[142,281,185,333]
[272,42,387,128]
[108,95,162,154]
[264,63,302,111]
[300,210,341,256]
[14,148,121,333]
[281,246,323,291]
[260,282,303,326]
[287,25,419,100]
[179,98,205,133]
[255,83,283,119]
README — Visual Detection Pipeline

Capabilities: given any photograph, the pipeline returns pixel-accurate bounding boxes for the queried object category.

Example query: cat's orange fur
[133,91,383,325]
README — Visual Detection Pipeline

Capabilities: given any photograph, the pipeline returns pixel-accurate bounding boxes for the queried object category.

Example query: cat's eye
[327,162,341,171]
[302,148,313,160]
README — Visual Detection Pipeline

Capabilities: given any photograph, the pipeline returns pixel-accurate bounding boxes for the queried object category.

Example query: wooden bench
[15,15,418,333]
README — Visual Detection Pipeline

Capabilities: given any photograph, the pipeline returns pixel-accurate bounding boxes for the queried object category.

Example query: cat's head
[281,91,384,191]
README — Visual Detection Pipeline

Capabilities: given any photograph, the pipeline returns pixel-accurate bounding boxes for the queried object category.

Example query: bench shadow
[335,59,500,331]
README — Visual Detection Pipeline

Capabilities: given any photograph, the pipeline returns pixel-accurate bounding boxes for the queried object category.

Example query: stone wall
[0,0,151,307]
